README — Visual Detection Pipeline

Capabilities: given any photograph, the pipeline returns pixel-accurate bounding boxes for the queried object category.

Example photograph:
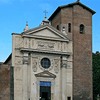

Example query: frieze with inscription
[24,38,29,48]
[37,41,55,50]
[15,37,23,48]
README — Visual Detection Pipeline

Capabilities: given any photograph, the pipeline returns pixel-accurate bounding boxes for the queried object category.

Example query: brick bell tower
[49,1,95,100]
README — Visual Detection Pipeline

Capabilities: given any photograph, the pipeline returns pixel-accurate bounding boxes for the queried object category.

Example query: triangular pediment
[22,25,69,41]
[35,71,56,78]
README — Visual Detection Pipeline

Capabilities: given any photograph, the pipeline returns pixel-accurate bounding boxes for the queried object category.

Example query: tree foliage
[93,51,100,100]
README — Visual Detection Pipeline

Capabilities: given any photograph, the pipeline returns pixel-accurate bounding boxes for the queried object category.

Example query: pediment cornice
[35,71,56,78]
[19,47,71,56]
[21,24,70,42]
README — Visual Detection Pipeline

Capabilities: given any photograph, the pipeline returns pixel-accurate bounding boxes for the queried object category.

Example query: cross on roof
[26,21,28,26]
[43,10,48,19]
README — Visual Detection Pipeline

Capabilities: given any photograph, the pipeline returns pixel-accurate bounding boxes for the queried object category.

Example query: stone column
[61,56,67,100]
[27,53,31,100]
[22,53,29,100]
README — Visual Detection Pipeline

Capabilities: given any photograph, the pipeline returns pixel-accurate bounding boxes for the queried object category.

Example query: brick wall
[0,64,10,100]
[49,4,93,100]
[73,5,93,100]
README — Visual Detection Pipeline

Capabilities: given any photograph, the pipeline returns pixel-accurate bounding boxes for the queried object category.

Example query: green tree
[93,51,100,100]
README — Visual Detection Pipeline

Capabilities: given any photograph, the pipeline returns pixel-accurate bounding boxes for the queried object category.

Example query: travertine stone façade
[12,1,95,100]
[12,25,73,100]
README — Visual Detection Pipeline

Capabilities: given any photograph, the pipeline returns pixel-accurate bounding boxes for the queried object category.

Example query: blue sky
[0,0,99,62]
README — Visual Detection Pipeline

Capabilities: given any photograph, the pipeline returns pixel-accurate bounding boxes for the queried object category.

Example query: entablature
[19,47,71,56]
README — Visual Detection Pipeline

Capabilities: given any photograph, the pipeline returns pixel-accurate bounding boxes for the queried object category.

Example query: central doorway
[40,81,51,100]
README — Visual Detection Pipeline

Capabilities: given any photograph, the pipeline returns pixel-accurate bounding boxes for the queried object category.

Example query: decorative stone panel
[15,56,23,65]
[15,37,23,48]
[32,57,38,72]
[54,59,60,73]
[37,41,55,50]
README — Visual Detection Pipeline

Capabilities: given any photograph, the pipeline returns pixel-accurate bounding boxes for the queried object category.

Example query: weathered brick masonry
[73,5,93,100]
[49,1,95,100]
[0,54,11,100]
[0,64,10,100]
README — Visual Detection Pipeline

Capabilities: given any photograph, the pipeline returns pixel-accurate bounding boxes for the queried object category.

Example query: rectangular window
[68,23,71,33]
[67,96,71,100]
